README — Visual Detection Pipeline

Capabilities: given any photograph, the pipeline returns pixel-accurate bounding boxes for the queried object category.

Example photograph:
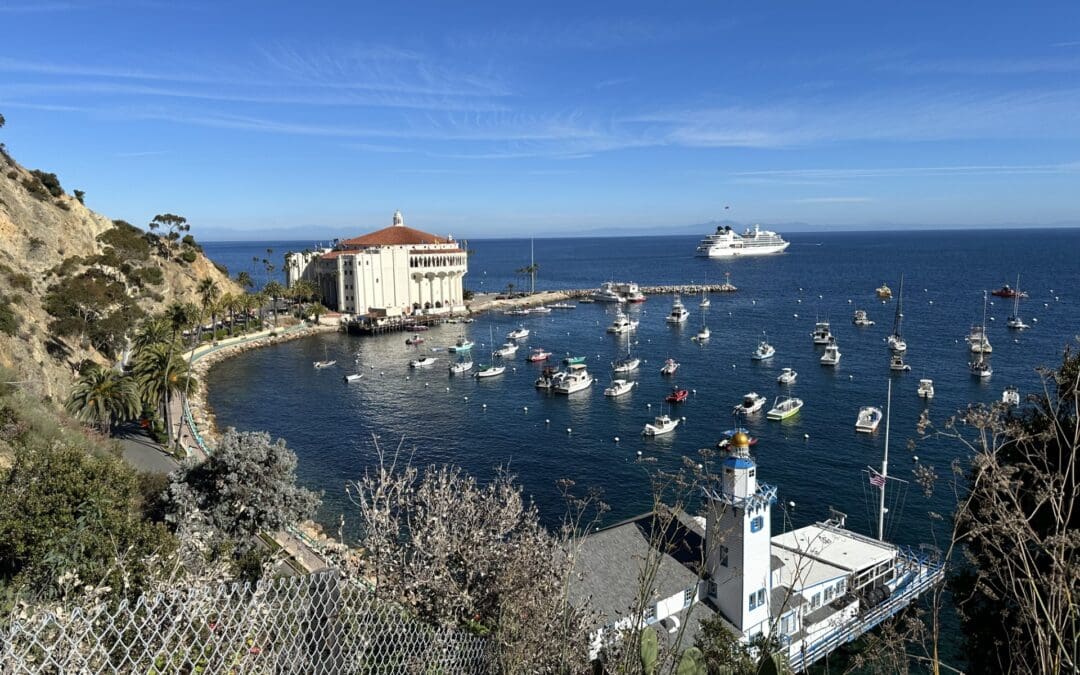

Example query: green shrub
[5,170,15,180]
[29,169,63,197]
[73,189,85,204]
[180,250,197,264]
[19,177,49,201]
[0,296,18,336]
[181,234,197,247]
[98,221,151,261]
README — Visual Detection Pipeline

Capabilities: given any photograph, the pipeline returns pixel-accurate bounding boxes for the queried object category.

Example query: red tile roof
[339,225,452,248]
[411,248,465,254]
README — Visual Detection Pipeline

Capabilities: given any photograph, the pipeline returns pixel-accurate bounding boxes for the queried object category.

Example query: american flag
[869,471,886,488]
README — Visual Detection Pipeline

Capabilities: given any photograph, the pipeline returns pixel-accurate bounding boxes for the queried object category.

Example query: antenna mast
[878,379,892,541]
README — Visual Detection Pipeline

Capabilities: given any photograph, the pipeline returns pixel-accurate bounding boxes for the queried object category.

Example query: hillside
[0,146,239,401]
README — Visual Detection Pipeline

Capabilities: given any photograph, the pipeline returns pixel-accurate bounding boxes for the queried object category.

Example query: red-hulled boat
[527,348,551,362]
[991,284,1028,299]
[665,388,689,403]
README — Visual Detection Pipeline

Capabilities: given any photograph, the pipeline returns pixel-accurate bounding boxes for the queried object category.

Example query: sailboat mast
[1013,274,1022,316]
[530,238,535,295]
[878,378,892,541]
[893,274,904,338]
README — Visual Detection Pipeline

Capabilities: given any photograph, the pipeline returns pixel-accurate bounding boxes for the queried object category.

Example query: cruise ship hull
[696,241,790,258]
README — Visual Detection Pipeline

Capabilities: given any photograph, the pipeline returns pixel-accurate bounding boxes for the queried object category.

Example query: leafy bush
[73,189,85,204]
[19,177,49,201]
[5,170,15,180]
[29,170,63,197]
[98,221,151,261]
[180,250,197,264]
[0,296,18,336]
[43,268,145,358]
[128,265,164,287]
[0,263,33,292]
[181,234,197,247]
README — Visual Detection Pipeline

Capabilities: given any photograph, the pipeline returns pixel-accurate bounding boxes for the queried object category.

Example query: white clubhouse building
[285,211,467,318]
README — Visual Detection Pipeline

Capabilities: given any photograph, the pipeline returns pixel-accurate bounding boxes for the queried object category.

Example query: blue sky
[1,1,1079,239]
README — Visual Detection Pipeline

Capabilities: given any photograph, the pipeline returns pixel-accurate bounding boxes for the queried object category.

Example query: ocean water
[203,231,1076,660]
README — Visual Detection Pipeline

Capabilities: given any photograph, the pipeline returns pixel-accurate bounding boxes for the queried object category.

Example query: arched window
[434,301,442,308]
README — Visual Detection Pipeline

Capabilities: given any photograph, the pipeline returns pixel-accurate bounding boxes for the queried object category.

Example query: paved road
[113,423,179,474]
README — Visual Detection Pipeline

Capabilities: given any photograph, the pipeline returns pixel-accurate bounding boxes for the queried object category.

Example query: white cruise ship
[695,224,790,258]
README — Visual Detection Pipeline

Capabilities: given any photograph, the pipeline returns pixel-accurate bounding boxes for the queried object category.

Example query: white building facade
[285,211,467,317]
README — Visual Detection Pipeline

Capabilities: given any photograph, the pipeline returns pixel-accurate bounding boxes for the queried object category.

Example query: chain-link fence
[2,572,493,674]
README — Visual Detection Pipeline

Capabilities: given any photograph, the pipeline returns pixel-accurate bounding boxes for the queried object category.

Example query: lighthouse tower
[704,432,777,637]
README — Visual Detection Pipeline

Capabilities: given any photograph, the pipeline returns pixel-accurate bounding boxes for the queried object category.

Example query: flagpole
[878,379,892,541]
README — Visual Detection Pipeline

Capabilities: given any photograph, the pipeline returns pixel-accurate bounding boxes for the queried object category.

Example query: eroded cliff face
[0,147,239,401]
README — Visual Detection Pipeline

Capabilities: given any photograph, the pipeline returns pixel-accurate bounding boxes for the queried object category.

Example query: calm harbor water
[204,229,1079,544]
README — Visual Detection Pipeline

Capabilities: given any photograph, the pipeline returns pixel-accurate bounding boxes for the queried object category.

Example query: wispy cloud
[595,77,634,90]
[792,196,873,204]
[734,162,1080,180]
[446,17,727,52]
[114,150,167,158]
[1052,40,1080,48]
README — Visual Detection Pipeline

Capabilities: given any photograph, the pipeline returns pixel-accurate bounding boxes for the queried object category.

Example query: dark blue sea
[203,231,1077,664]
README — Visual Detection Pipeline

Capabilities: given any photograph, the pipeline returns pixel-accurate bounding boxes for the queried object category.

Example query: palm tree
[132,315,172,352]
[66,366,140,435]
[133,342,196,447]
[196,278,219,343]
[263,281,284,325]
[219,292,238,336]
[235,271,254,292]
[310,302,327,325]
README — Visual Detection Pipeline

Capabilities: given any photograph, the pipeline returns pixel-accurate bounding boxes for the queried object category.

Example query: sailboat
[474,327,506,378]
[612,331,640,373]
[699,272,711,308]
[313,345,336,369]
[969,291,993,378]
[886,274,907,353]
[694,297,710,341]
[1006,274,1030,330]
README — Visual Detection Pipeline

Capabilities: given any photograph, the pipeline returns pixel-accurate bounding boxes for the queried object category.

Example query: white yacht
[553,363,593,394]
[534,366,564,389]
[733,392,767,415]
[448,360,473,375]
[820,339,841,366]
[506,327,530,340]
[751,335,775,361]
[855,406,883,433]
[592,282,625,303]
[660,358,680,375]
[494,342,519,357]
[852,309,875,327]
[607,311,638,334]
[811,320,832,345]
[665,294,690,324]
[917,379,935,399]
[766,396,803,420]
[777,367,798,385]
[1001,386,1020,406]
[615,282,647,303]
[695,224,790,258]
[643,413,679,436]
[604,379,636,397]
[889,354,911,372]
[409,356,437,368]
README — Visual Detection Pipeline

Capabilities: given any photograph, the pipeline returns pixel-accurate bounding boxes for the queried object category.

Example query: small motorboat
[563,355,587,365]
[313,360,337,369]
[666,388,689,403]
[530,306,552,314]
[507,327,530,340]
[855,406,883,433]
[448,337,474,352]
[409,357,437,368]
[777,368,798,385]
[607,311,638,334]
[449,360,473,375]
[549,302,577,309]
[505,308,531,316]
[343,373,363,383]
[751,336,775,361]
[460,317,475,323]
[917,379,935,399]
[1001,386,1020,406]
[991,284,1028,299]
[643,414,679,436]
[535,366,564,389]
[527,348,552,362]
[494,342,519,357]
[876,284,892,299]
[553,363,593,394]
[889,354,911,372]
[693,326,711,341]
[811,320,832,345]
[733,392,767,415]
[660,358,680,375]
[405,334,425,345]
[820,340,841,366]
[474,364,506,378]
[853,309,875,326]
[604,379,636,397]
[767,396,803,420]
[665,294,690,324]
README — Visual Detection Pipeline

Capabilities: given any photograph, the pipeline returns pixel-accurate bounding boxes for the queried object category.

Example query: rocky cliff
[0,146,240,401]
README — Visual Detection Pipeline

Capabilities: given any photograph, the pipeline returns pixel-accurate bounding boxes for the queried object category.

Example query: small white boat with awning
[530,306,552,314]
[890,354,911,372]
[917,379,935,399]
[853,309,875,326]
[604,379,636,397]
[733,392,767,415]
[494,342,519,357]
[855,406,883,433]
[811,320,832,345]
[751,334,775,361]
[660,358,680,375]
[607,311,638,334]
[448,337,474,353]
[643,414,679,436]
[665,294,690,324]
[410,356,437,368]
[1001,386,1020,406]
[777,368,798,385]
[507,327,530,340]
[449,360,473,375]
[767,396,803,420]
[820,340,841,366]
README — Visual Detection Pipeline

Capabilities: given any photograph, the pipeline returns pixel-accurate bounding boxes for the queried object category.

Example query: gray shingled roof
[570,511,705,625]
